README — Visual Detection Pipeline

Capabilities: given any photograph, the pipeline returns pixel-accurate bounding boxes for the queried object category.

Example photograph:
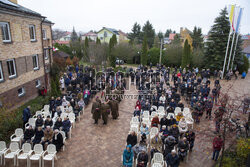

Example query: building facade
[0,0,53,108]
[97,27,120,43]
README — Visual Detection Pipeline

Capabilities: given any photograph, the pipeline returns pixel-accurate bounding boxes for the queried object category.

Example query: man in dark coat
[52,129,63,151]
[22,106,31,129]
[108,99,119,119]
[91,97,101,124]
[100,100,110,125]
[166,150,180,167]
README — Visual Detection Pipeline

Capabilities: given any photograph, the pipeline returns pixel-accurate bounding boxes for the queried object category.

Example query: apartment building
[0,0,53,108]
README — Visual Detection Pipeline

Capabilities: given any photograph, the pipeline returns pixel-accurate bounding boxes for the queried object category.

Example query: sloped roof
[169,33,176,40]
[243,46,250,54]
[0,0,43,17]
[53,51,70,58]
[98,27,119,35]
[118,30,127,37]
[83,31,97,37]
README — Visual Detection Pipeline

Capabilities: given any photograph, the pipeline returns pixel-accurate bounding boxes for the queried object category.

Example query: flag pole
[222,26,232,79]
[230,32,239,71]
[226,30,236,71]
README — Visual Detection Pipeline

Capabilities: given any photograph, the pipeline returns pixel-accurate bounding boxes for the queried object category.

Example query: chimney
[9,0,18,4]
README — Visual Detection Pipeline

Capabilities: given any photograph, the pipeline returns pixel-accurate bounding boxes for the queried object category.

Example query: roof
[43,19,54,24]
[169,33,176,40]
[53,40,70,45]
[243,39,250,49]
[118,30,127,37]
[83,31,97,37]
[242,46,250,54]
[242,35,250,40]
[98,27,119,35]
[0,0,43,17]
[53,51,70,58]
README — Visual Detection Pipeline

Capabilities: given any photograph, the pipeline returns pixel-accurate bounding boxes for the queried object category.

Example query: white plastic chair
[158,106,165,112]
[59,131,66,151]
[33,111,42,118]
[150,127,159,139]
[17,143,32,167]
[4,142,21,166]
[25,118,36,129]
[130,125,139,134]
[178,120,188,133]
[151,153,164,166]
[42,111,51,119]
[143,111,150,118]
[151,105,157,111]
[185,116,194,129]
[151,162,163,167]
[41,105,50,112]
[130,117,140,127]
[183,108,191,117]
[0,141,8,165]
[60,113,68,120]
[167,113,175,119]
[42,144,57,167]
[151,111,158,118]
[10,128,24,146]
[174,107,182,116]
[68,113,76,128]
[30,144,44,167]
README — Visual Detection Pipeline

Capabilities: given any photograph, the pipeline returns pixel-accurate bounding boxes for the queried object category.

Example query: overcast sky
[19,0,249,35]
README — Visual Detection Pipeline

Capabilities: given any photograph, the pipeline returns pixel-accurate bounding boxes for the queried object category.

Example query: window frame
[0,61,4,82]
[7,59,16,78]
[32,54,39,70]
[0,22,11,43]
[42,29,46,40]
[29,25,36,41]
[44,49,49,60]
[17,87,25,97]
[35,79,41,88]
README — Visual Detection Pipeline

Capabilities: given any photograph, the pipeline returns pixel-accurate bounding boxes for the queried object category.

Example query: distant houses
[81,31,97,42]
[97,27,128,43]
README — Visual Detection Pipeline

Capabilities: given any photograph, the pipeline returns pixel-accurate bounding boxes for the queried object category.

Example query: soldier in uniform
[91,97,101,124]
[100,100,111,125]
[108,99,119,119]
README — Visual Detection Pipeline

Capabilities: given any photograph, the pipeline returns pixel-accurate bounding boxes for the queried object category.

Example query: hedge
[0,95,50,143]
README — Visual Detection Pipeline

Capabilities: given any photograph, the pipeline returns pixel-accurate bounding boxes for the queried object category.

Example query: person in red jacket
[212,134,223,161]
[151,115,160,127]
[135,100,141,110]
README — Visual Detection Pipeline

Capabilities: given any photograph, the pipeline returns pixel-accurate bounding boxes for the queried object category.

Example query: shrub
[0,95,50,143]
[238,55,249,74]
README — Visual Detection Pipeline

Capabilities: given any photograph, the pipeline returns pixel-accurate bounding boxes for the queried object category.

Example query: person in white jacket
[159,94,166,105]
[60,77,65,91]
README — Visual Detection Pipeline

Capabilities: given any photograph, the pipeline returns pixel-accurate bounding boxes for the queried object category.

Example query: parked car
[116,59,124,65]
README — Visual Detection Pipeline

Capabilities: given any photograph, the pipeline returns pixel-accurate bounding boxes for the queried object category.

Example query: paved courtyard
[3,74,249,167]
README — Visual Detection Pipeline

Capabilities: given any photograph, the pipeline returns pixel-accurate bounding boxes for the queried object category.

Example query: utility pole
[159,38,163,65]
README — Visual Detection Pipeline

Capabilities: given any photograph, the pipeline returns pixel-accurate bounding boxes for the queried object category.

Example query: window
[42,29,46,40]
[29,25,36,41]
[0,22,11,42]
[18,87,25,97]
[32,54,39,70]
[44,49,49,60]
[35,80,41,88]
[7,59,16,78]
[0,62,3,81]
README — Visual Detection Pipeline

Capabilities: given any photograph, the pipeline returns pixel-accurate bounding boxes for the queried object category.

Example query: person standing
[100,100,110,125]
[22,106,31,129]
[212,134,223,161]
[91,97,101,124]
[108,98,119,119]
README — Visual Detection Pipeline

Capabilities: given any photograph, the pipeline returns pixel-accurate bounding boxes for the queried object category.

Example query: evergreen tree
[84,37,89,61]
[204,8,243,71]
[70,27,78,42]
[142,21,155,48]
[191,26,203,49]
[153,36,160,48]
[172,34,181,45]
[128,22,141,44]
[181,39,191,68]
[109,34,117,68]
[96,37,101,45]
[157,32,164,40]
[141,36,148,66]
[164,29,172,37]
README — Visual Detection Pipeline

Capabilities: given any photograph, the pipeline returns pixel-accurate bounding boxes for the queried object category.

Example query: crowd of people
[122,65,231,167]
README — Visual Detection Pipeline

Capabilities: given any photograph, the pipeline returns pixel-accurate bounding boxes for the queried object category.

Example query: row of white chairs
[0,141,57,167]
